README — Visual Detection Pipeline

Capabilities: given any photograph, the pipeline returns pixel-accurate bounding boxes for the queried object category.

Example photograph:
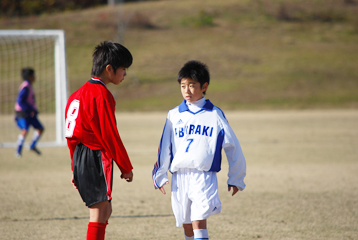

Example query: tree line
[0,0,145,17]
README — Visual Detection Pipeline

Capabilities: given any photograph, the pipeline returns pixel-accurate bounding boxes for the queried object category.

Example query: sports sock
[194,229,209,240]
[16,134,25,154]
[30,131,41,149]
[184,233,194,240]
[87,222,107,240]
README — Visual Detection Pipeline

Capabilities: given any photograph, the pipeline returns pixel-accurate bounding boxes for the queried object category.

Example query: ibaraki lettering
[175,124,213,138]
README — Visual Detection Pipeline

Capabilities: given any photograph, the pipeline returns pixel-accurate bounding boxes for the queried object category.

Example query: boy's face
[28,74,35,84]
[109,67,127,85]
[180,78,208,103]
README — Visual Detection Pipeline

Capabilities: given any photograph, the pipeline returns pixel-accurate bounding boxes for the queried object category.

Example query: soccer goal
[0,29,68,148]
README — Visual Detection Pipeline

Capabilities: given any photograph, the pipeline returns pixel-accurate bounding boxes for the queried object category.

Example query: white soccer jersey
[152,99,246,190]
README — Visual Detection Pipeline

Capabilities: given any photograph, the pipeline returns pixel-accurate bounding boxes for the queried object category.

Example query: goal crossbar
[0,29,68,147]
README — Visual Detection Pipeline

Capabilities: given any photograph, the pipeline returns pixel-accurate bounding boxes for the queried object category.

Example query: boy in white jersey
[152,60,246,240]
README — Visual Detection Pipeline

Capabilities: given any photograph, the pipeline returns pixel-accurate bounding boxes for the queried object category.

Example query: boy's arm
[220,116,246,192]
[67,139,76,171]
[91,94,133,175]
[152,116,173,191]
[17,87,36,115]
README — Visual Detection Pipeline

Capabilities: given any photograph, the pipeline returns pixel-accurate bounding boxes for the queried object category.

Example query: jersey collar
[179,99,214,113]
[89,77,107,88]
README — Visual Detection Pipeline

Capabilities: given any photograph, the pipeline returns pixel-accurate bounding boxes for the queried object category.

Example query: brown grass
[0,110,357,239]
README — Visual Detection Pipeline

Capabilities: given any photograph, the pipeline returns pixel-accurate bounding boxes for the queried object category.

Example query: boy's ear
[202,82,209,92]
[105,64,113,74]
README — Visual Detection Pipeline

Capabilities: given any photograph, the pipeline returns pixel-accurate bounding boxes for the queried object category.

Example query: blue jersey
[152,99,246,190]
[15,80,38,117]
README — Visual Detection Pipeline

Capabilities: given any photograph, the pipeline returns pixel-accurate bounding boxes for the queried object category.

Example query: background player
[65,41,134,240]
[152,60,246,240]
[14,68,44,157]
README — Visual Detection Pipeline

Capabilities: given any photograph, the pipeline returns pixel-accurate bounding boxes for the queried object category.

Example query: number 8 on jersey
[65,100,80,138]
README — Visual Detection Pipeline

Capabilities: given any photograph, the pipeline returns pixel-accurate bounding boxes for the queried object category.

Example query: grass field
[0,110,357,240]
[1,0,358,110]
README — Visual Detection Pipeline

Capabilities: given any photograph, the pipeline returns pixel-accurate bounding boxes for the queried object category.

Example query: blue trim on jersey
[168,143,173,174]
[152,163,160,189]
[178,99,214,114]
[152,120,173,188]
[209,129,225,172]
[178,100,188,112]
[202,99,214,111]
[215,106,227,121]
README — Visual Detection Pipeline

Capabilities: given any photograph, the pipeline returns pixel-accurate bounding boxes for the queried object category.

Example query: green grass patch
[181,10,215,28]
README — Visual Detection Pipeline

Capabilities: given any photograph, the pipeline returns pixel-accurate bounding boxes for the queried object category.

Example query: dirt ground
[0,110,357,240]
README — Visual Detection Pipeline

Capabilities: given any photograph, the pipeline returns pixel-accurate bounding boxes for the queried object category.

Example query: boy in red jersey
[65,41,134,240]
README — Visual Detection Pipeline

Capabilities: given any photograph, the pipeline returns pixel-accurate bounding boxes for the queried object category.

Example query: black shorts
[73,143,113,207]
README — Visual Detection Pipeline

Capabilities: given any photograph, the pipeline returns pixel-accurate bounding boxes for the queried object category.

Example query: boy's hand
[121,171,133,182]
[71,174,77,189]
[228,186,239,196]
[159,181,169,194]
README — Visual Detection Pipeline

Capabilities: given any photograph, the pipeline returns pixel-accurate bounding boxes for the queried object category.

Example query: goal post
[0,29,68,147]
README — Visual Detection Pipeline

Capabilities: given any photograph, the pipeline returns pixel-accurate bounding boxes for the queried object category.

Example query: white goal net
[0,30,68,148]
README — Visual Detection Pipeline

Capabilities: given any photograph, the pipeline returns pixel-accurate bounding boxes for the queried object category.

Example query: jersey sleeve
[65,96,76,170]
[219,113,246,191]
[152,113,173,189]
[90,93,133,174]
[67,139,77,171]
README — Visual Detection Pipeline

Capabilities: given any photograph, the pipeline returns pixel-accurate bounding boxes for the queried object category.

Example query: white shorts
[171,168,221,227]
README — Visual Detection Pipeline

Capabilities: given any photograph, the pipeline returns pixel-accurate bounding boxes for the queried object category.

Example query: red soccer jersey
[65,78,133,174]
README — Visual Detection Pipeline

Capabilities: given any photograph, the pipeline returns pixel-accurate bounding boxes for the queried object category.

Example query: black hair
[21,68,35,80]
[177,60,210,95]
[91,41,133,77]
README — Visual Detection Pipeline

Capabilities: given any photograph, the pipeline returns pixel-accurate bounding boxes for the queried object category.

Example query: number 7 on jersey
[186,138,194,152]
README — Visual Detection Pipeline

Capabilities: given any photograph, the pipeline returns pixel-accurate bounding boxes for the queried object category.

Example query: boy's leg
[87,222,107,240]
[29,128,43,154]
[183,224,194,240]
[29,117,44,154]
[192,219,209,240]
[15,117,29,157]
[172,170,194,239]
[16,129,27,157]
[184,220,208,240]
[89,201,112,223]
[189,171,220,240]
[192,219,207,229]
[87,201,112,240]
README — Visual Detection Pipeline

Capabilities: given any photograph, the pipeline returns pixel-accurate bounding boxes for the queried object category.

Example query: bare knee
[21,129,28,137]
[89,201,112,223]
[192,219,207,229]
[183,223,194,237]
[37,128,44,135]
